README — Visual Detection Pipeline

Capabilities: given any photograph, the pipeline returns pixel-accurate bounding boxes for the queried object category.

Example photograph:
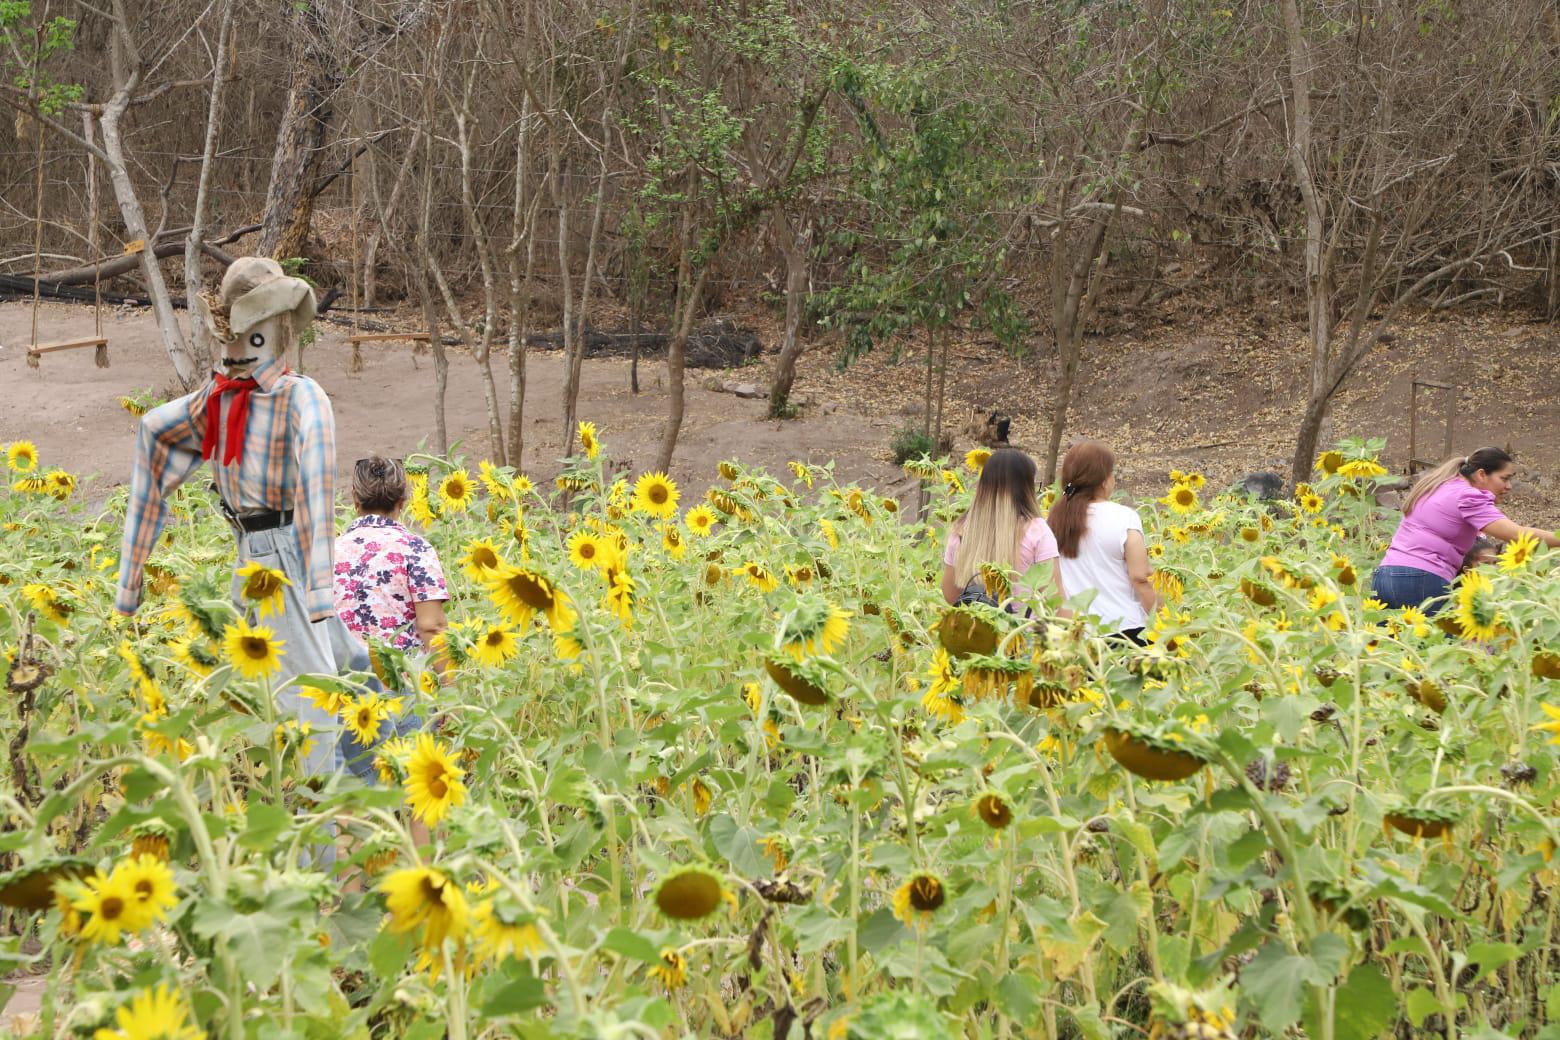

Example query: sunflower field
[2,428,1560,1040]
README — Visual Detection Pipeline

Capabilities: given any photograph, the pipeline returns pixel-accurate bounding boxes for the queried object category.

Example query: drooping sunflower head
[379,865,470,949]
[974,792,1014,830]
[439,469,474,512]
[718,460,740,481]
[740,561,779,593]
[650,947,689,991]
[661,524,686,559]
[1315,450,1344,476]
[235,560,291,618]
[5,440,39,473]
[577,420,600,460]
[1337,458,1386,479]
[653,864,727,920]
[764,653,831,707]
[633,471,680,518]
[778,598,852,660]
[486,565,557,627]
[45,469,75,499]
[222,619,286,680]
[964,448,991,473]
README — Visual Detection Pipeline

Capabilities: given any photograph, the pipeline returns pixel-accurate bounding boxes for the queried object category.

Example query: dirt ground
[0,297,1556,523]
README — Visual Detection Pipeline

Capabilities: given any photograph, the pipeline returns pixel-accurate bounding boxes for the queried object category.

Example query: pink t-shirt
[944,516,1059,591]
[1380,479,1506,581]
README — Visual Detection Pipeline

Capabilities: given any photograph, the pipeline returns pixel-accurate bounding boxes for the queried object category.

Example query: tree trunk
[452,97,507,464]
[656,267,711,473]
[100,15,197,388]
[1279,0,1333,487]
[258,3,339,260]
[184,0,233,372]
[565,158,610,440]
[767,216,810,415]
[1042,213,1111,484]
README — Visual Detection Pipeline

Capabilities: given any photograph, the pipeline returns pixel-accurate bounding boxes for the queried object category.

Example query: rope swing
[26,113,109,370]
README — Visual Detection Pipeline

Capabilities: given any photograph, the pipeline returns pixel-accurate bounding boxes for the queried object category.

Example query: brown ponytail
[1047,440,1115,558]
[1401,446,1512,517]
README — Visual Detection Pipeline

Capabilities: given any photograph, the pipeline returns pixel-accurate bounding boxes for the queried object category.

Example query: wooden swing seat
[26,336,109,359]
[347,332,430,345]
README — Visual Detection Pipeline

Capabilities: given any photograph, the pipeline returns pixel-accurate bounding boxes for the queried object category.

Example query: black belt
[217,496,294,532]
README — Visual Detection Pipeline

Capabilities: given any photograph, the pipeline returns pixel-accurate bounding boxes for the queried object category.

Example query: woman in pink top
[940,448,1065,610]
[1372,446,1558,610]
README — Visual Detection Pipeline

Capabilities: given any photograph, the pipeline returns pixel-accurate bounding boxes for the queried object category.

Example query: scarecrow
[116,256,362,777]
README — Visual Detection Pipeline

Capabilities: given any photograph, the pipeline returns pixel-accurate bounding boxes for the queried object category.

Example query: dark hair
[1403,446,1513,516]
[1047,440,1115,558]
[352,455,406,514]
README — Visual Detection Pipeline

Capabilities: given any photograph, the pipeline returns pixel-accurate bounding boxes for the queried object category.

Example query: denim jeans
[1370,565,1450,613]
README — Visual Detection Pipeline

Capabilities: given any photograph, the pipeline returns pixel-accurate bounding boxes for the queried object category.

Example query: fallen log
[17,225,259,287]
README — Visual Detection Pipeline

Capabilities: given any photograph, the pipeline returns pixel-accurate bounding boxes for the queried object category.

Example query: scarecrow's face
[223,313,286,377]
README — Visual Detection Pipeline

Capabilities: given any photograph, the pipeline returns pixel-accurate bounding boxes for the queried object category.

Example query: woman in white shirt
[1046,440,1159,643]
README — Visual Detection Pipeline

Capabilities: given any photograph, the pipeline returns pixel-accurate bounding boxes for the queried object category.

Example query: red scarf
[201,373,260,466]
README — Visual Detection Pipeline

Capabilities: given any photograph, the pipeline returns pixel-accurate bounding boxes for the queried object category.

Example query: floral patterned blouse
[333,514,448,651]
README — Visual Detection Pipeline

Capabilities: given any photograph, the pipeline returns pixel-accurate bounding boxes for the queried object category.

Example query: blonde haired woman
[940,448,1065,609]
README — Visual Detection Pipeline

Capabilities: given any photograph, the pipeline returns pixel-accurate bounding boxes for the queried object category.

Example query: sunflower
[478,460,512,502]
[1161,483,1199,514]
[438,469,474,512]
[819,518,839,549]
[974,792,1014,829]
[169,634,218,677]
[487,564,571,630]
[660,524,687,560]
[1337,458,1387,479]
[119,854,177,930]
[379,866,470,949]
[341,693,391,745]
[684,505,717,537]
[654,864,726,920]
[606,569,636,629]
[650,948,689,991]
[67,869,140,944]
[1453,570,1503,641]
[222,619,286,680]
[404,733,468,825]
[459,538,505,582]
[964,448,992,473]
[234,560,290,619]
[1315,450,1343,476]
[719,460,741,481]
[567,530,612,571]
[632,471,680,518]
[1499,533,1538,572]
[577,420,601,460]
[470,624,520,668]
[891,872,946,930]
[90,984,203,1040]
[739,561,779,593]
[779,599,852,660]
[788,460,814,488]
[1533,703,1560,747]
[407,476,437,525]
[45,469,75,500]
[300,680,349,717]
[22,583,70,625]
[5,440,38,473]
[1398,606,1431,638]
[1169,469,1207,490]
[472,898,545,962]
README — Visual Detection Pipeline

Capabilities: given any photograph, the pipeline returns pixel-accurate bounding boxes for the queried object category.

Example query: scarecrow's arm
[116,392,205,615]
[289,377,338,622]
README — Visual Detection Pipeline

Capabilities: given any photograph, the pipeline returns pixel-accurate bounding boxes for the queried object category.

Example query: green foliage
[1,3,82,116]
[889,426,938,465]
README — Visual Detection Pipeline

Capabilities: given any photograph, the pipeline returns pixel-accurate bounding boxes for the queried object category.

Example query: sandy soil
[0,301,906,505]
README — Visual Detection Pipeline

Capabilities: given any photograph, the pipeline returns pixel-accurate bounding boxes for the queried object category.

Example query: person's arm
[941,564,962,605]
[1481,518,1560,548]
[1123,529,1161,614]
[116,395,205,615]
[290,379,339,622]
[415,599,450,673]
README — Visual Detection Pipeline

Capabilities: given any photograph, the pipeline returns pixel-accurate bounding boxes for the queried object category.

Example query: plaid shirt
[116,358,338,620]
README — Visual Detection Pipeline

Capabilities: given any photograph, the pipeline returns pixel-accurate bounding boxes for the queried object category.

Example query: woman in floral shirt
[333,456,449,782]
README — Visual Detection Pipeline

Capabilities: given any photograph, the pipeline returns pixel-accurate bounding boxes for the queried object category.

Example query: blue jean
[339,702,424,784]
[1370,565,1450,613]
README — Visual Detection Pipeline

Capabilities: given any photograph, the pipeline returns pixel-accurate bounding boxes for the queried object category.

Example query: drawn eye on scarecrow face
[249,332,266,349]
